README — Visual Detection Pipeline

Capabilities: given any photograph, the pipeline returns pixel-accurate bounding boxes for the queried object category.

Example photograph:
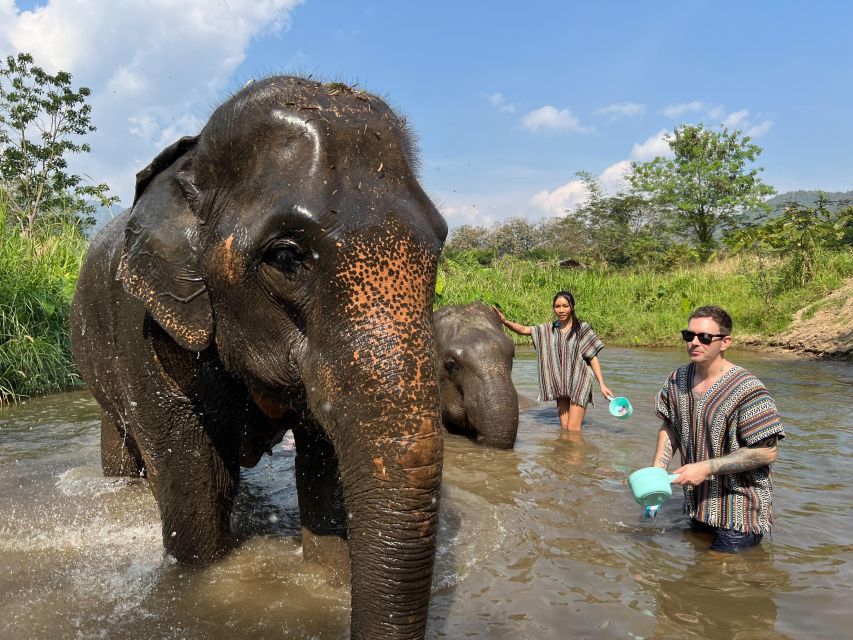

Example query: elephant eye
[263,240,308,275]
[444,359,460,374]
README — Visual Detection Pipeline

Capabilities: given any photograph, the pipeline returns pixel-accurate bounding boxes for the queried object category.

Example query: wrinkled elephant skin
[434,302,519,448]
[70,76,447,640]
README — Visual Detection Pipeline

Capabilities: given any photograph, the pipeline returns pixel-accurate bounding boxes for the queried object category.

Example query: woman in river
[494,291,614,431]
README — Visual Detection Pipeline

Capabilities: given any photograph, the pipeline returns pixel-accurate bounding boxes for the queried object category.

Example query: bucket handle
[667,473,680,482]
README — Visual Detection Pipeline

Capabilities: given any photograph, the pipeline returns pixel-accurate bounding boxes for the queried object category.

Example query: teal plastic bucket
[628,466,680,507]
[609,396,633,418]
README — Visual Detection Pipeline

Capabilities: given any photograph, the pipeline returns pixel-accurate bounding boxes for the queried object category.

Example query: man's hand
[672,461,710,486]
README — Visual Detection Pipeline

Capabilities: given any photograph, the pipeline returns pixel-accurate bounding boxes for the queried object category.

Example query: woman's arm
[492,307,532,336]
[588,355,613,400]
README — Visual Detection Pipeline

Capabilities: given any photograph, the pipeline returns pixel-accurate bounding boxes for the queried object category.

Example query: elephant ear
[117,136,214,351]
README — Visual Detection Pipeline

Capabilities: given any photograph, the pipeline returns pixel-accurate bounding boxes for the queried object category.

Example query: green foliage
[573,171,678,269]
[0,194,87,405]
[443,224,491,254]
[0,52,117,234]
[728,193,853,287]
[629,124,776,261]
[436,251,852,348]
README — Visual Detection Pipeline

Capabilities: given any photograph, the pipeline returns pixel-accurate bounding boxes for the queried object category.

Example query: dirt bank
[747,277,853,360]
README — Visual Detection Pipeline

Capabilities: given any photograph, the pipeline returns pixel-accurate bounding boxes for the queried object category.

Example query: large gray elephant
[70,76,447,640]
[433,302,519,449]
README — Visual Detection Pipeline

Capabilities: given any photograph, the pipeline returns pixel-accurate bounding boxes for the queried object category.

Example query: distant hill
[766,189,853,210]
[744,189,853,223]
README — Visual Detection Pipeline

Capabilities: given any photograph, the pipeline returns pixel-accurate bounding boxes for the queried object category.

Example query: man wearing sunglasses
[648,305,785,552]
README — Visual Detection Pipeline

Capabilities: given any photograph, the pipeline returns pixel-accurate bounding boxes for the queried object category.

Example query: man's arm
[707,435,779,474]
[673,436,779,485]
[652,421,677,468]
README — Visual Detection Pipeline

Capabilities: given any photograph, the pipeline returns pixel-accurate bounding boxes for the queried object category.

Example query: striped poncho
[655,363,785,534]
[530,320,604,405]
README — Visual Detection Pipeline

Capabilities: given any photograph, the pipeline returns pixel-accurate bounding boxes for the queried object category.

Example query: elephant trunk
[305,355,443,639]
[340,415,442,639]
[300,220,444,638]
[465,376,519,449]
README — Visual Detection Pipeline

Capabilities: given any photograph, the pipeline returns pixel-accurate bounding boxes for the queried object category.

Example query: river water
[1,347,851,639]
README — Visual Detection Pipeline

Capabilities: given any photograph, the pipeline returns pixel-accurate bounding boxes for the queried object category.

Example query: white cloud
[599,160,632,193]
[529,179,590,217]
[439,204,499,229]
[0,0,304,204]
[488,91,515,114]
[661,100,705,117]
[530,126,681,218]
[745,119,773,138]
[630,129,672,161]
[595,101,645,121]
[522,105,589,133]
[707,105,725,121]
[722,109,750,129]
[718,109,773,138]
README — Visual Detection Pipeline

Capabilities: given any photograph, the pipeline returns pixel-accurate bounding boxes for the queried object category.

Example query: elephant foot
[302,527,350,587]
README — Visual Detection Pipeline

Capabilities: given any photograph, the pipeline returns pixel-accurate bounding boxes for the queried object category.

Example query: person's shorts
[690,518,763,553]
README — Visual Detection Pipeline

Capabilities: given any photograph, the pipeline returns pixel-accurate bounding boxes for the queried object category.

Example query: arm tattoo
[657,438,673,467]
[707,439,778,475]
[761,435,778,448]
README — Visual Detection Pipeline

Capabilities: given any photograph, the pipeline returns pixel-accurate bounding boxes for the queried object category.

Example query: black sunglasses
[681,330,728,345]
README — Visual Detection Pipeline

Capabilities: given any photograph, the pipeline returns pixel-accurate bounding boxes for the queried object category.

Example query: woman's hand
[599,384,614,401]
[491,306,506,323]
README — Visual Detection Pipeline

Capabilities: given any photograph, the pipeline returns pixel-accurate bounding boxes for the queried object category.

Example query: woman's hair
[553,290,575,308]
[552,290,580,332]
[689,305,733,334]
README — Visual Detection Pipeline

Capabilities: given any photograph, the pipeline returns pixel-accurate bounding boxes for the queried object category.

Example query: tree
[728,192,853,286]
[489,217,545,257]
[0,52,116,234]
[573,171,664,267]
[629,124,775,261]
[444,224,492,255]
[538,213,590,260]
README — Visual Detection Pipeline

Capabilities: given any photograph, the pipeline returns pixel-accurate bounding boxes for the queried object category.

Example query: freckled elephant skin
[70,76,447,640]
[434,302,520,449]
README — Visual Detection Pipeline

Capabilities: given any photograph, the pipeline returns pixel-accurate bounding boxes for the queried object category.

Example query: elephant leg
[293,423,350,586]
[151,414,241,564]
[100,411,145,477]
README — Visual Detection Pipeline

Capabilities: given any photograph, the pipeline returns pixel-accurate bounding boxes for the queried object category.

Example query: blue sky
[2,1,852,228]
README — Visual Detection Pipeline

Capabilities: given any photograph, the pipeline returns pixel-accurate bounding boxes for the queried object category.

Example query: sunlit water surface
[1,347,851,639]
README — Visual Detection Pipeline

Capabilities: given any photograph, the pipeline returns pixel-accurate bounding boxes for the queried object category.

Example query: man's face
[685,317,731,364]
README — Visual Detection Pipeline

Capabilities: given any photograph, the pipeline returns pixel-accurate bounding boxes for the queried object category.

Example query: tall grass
[0,202,88,405]
[437,250,853,347]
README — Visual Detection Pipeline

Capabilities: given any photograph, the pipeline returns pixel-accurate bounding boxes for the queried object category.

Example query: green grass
[436,250,853,347]
[0,205,87,405]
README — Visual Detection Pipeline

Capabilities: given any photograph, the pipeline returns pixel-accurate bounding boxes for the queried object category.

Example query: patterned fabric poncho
[655,363,785,534]
[530,320,604,405]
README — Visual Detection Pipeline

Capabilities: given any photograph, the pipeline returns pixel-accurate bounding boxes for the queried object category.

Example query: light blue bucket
[609,396,633,418]
[628,466,681,507]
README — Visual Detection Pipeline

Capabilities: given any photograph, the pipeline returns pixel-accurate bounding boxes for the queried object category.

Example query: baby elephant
[434,302,519,448]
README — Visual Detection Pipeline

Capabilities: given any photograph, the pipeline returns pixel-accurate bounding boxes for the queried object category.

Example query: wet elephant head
[75,76,447,639]
[433,302,519,449]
